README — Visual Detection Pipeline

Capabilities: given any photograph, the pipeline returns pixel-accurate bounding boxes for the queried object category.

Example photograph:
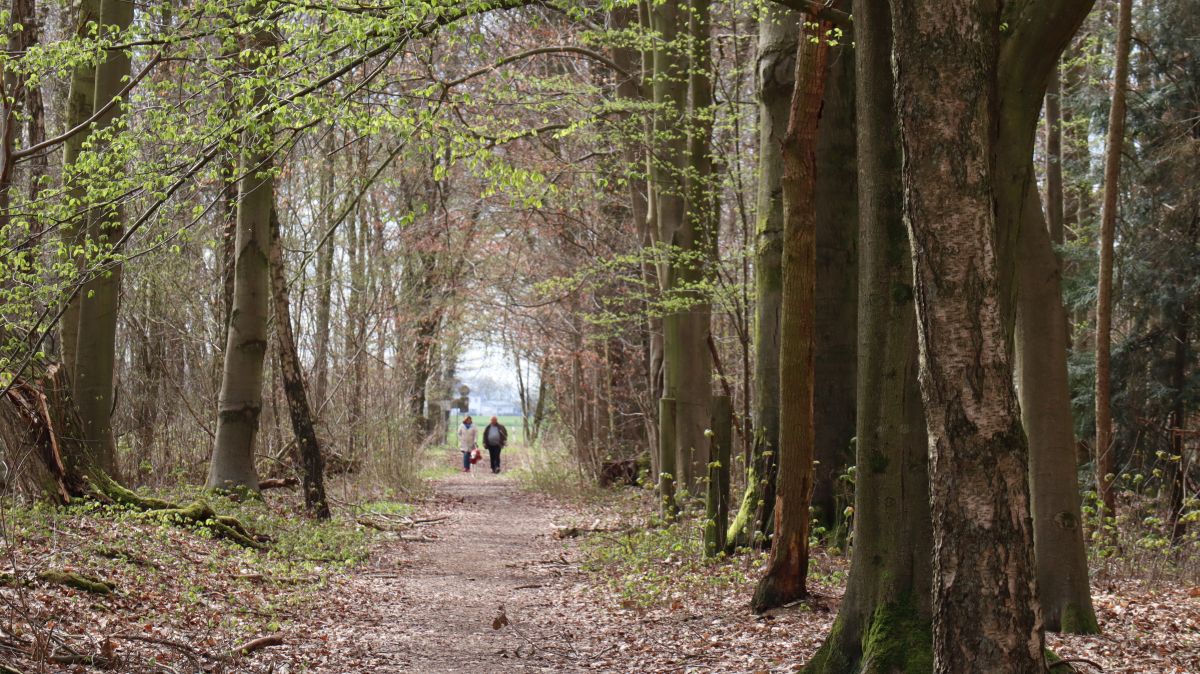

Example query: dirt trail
[313,469,590,673]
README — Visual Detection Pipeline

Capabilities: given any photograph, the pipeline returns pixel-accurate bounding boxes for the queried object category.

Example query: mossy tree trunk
[804,4,933,669]
[750,14,829,614]
[207,6,278,491]
[267,209,330,519]
[728,5,795,550]
[890,0,1046,670]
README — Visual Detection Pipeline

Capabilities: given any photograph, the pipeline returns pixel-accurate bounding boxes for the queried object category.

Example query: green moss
[38,570,115,595]
[1058,602,1101,635]
[861,595,933,674]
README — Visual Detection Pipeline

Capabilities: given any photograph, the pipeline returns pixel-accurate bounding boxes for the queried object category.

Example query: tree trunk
[1165,301,1189,540]
[57,0,100,372]
[728,4,795,550]
[750,15,828,614]
[812,30,857,531]
[1095,0,1134,518]
[268,209,330,519]
[803,3,933,667]
[890,1,1046,671]
[1015,185,1099,634]
[207,6,277,491]
[311,130,337,410]
[651,0,711,496]
[67,0,134,480]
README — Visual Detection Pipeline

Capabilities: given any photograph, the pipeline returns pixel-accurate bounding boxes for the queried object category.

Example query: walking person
[457,416,478,472]
[483,416,508,474]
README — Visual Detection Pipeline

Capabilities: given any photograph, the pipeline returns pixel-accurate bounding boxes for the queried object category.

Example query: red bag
[470,448,482,465]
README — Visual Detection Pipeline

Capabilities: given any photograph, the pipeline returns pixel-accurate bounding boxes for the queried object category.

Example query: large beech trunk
[267,210,330,519]
[207,5,277,490]
[890,1,1046,671]
[811,30,857,530]
[728,5,796,549]
[1095,0,1134,517]
[803,2,932,668]
[60,0,132,481]
[750,14,829,614]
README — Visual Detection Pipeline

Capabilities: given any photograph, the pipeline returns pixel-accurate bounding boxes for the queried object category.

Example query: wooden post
[705,395,732,557]
[659,397,677,517]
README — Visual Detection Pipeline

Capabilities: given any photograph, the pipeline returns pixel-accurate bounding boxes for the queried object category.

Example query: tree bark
[728,4,795,550]
[268,209,330,519]
[1095,0,1134,518]
[207,6,278,491]
[751,14,828,614]
[890,1,1046,671]
[803,2,933,667]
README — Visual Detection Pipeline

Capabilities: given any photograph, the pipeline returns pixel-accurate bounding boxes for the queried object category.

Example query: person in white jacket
[457,416,478,472]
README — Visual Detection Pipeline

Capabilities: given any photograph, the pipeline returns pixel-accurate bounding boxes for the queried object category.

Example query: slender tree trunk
[804,3,933,668]
[1015,185,1099,634]
[1045,67,1064,246]
[812,30,857,531]
[728,5,795,550]
[891,0,1047,670]
[1165,308,1188,540]
[207,6,278,490]
[268,209,330,518]
[651,0,711,497]
[69,0,134,480]
[311,131,337,409]
[750,15,828,614]
[1095,0,1134,518]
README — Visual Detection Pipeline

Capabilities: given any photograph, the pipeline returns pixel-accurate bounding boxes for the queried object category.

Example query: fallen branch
[230,635,284,657]
[37,570,115,595]
[258,477,299,490]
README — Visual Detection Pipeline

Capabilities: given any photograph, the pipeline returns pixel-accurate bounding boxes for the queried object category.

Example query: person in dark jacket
[482,416,508,474]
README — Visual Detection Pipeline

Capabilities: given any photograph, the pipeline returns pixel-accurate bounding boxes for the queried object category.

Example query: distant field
[445,413,528,446]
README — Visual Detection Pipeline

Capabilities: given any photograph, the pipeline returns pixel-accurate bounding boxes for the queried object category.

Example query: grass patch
[579,513,759,609]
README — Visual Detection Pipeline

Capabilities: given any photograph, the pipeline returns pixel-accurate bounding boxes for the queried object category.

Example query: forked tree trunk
[890,1,1046,671]
[750,14,829,614]
[267,210,330,519]
[803,3,933,667]
[1095,0,1134,518]
[728,5,795,550]
[207,4,277,491]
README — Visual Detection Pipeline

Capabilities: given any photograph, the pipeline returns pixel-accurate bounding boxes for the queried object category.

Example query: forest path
[309,462,592,673]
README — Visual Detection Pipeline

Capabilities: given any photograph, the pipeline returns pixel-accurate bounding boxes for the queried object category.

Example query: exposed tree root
[230,635,284,656]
